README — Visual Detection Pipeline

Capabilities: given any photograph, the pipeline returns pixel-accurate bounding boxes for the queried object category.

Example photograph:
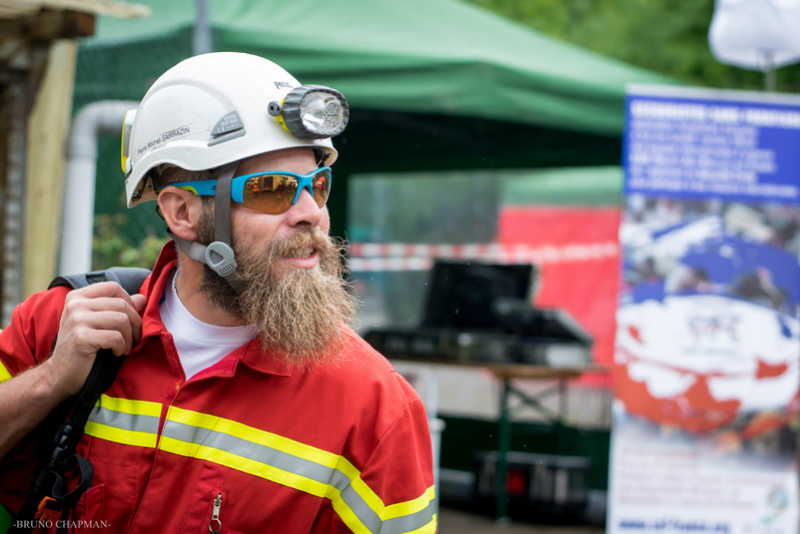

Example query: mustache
[235,228,357,369]
[266,228,327,259]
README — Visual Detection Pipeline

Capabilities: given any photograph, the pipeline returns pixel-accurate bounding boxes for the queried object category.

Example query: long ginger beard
[196,207,357,369]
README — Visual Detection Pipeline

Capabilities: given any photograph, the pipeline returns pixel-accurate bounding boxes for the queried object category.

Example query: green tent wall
[74,0,677,239]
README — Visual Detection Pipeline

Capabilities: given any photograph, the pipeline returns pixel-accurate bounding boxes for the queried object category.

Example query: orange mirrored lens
[311,171,330,207]
[242,175,294,214]
[240,169,331,214]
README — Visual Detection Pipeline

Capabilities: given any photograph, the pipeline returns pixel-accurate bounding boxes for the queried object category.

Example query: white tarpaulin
[709,0,800,71]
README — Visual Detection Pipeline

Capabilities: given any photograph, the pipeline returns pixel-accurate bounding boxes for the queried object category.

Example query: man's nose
[285,187,324,227]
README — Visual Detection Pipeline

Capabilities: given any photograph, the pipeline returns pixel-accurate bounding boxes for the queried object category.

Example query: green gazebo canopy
[75,0,676,237]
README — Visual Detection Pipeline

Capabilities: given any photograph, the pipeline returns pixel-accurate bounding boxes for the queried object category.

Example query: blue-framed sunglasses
[168,167,332,215]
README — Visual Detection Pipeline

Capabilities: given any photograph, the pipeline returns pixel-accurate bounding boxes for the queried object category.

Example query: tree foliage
[93,214,167,270]
[461,0,800,93]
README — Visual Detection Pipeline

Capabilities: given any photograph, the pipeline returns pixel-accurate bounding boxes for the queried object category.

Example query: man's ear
[157,187,205,241]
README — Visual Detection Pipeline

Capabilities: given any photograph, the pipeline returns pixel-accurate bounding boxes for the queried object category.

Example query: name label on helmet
[137,120,209,156]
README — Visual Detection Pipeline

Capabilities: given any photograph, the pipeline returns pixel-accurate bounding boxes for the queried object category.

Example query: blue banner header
[624,89,800,203]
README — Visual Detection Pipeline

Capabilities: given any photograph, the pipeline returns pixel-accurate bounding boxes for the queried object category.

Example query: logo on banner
[688,312,739,346]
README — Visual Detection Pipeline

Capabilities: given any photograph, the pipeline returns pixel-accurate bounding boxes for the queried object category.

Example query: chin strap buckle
[205,241,238,278]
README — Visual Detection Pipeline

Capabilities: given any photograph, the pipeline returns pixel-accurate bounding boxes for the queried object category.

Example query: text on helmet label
[137,120,209,157]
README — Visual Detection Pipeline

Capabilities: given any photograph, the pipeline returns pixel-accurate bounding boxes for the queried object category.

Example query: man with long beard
[0,53,436,533]
[192,163,356,369]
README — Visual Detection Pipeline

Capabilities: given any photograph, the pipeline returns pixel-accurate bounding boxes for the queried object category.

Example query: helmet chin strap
[168,162,245,294]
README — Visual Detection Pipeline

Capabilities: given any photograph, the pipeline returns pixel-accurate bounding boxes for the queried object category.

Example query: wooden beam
[33,10,95,39]
[24,38,76,297]
[38,0,150,19]
[0,0,150,20]
[0,10,95,40]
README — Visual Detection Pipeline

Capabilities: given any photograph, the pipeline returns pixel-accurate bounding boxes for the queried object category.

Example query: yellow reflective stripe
[332,451,436,522]
[331,452,384,516]
[84,420,158,448]
[0,360,12,383]
[163,407,335,497]
[403,516,437,534]
[160,434,331,496]
[167,405,338,467]
[386,485,437,518]
[98,394,162,417]
[162,406,437,533]
[330,497,367,534]
[84,394,162,448]
[0,330,10,383]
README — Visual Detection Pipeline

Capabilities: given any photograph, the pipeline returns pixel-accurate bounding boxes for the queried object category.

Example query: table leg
[496,379,511,522]
[557,377,567,450]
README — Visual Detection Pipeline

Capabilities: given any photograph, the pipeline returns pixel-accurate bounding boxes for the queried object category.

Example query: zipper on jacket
[208,492,222,534]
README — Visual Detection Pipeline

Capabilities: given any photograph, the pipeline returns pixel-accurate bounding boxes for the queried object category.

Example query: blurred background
[3,0,800,531]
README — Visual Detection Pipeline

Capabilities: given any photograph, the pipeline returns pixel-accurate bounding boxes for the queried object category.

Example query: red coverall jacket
[0,245,437,533]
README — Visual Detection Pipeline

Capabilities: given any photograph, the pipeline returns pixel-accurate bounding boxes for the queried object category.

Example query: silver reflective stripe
[162,418,436,534]
[383,504,439,534]
[164,420,336,485]
[89,405,160,435]
[84,395,162,448]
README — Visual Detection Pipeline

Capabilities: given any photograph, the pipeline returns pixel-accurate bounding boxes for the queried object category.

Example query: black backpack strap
[48,266,151,294]
[17,456,93,526]
[104,267,153,295]
[9,267,150,534]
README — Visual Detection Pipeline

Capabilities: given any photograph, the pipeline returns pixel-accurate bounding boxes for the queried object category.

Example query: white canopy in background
[709,0,800,80]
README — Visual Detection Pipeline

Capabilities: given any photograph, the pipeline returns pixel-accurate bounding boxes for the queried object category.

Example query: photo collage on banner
[609,85,800,534]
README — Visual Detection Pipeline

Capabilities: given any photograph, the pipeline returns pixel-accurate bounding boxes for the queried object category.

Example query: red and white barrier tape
[346,242,619,271]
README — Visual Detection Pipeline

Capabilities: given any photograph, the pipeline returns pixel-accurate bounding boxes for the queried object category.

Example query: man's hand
[0,282,147,457]
[44,282,147,399]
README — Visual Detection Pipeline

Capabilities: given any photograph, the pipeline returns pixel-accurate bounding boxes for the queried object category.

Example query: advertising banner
[608,85,800,534]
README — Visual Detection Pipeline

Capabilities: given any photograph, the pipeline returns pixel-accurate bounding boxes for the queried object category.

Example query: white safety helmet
[120,52,349,291]
[121,52,347,208]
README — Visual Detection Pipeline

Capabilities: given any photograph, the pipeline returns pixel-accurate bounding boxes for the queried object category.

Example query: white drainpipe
[59,100,139,276]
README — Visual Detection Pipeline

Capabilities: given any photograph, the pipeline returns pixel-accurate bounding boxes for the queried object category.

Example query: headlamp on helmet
[268,85,349,139]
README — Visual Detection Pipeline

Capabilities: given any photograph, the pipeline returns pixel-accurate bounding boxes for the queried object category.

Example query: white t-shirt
[160,270,255,380]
